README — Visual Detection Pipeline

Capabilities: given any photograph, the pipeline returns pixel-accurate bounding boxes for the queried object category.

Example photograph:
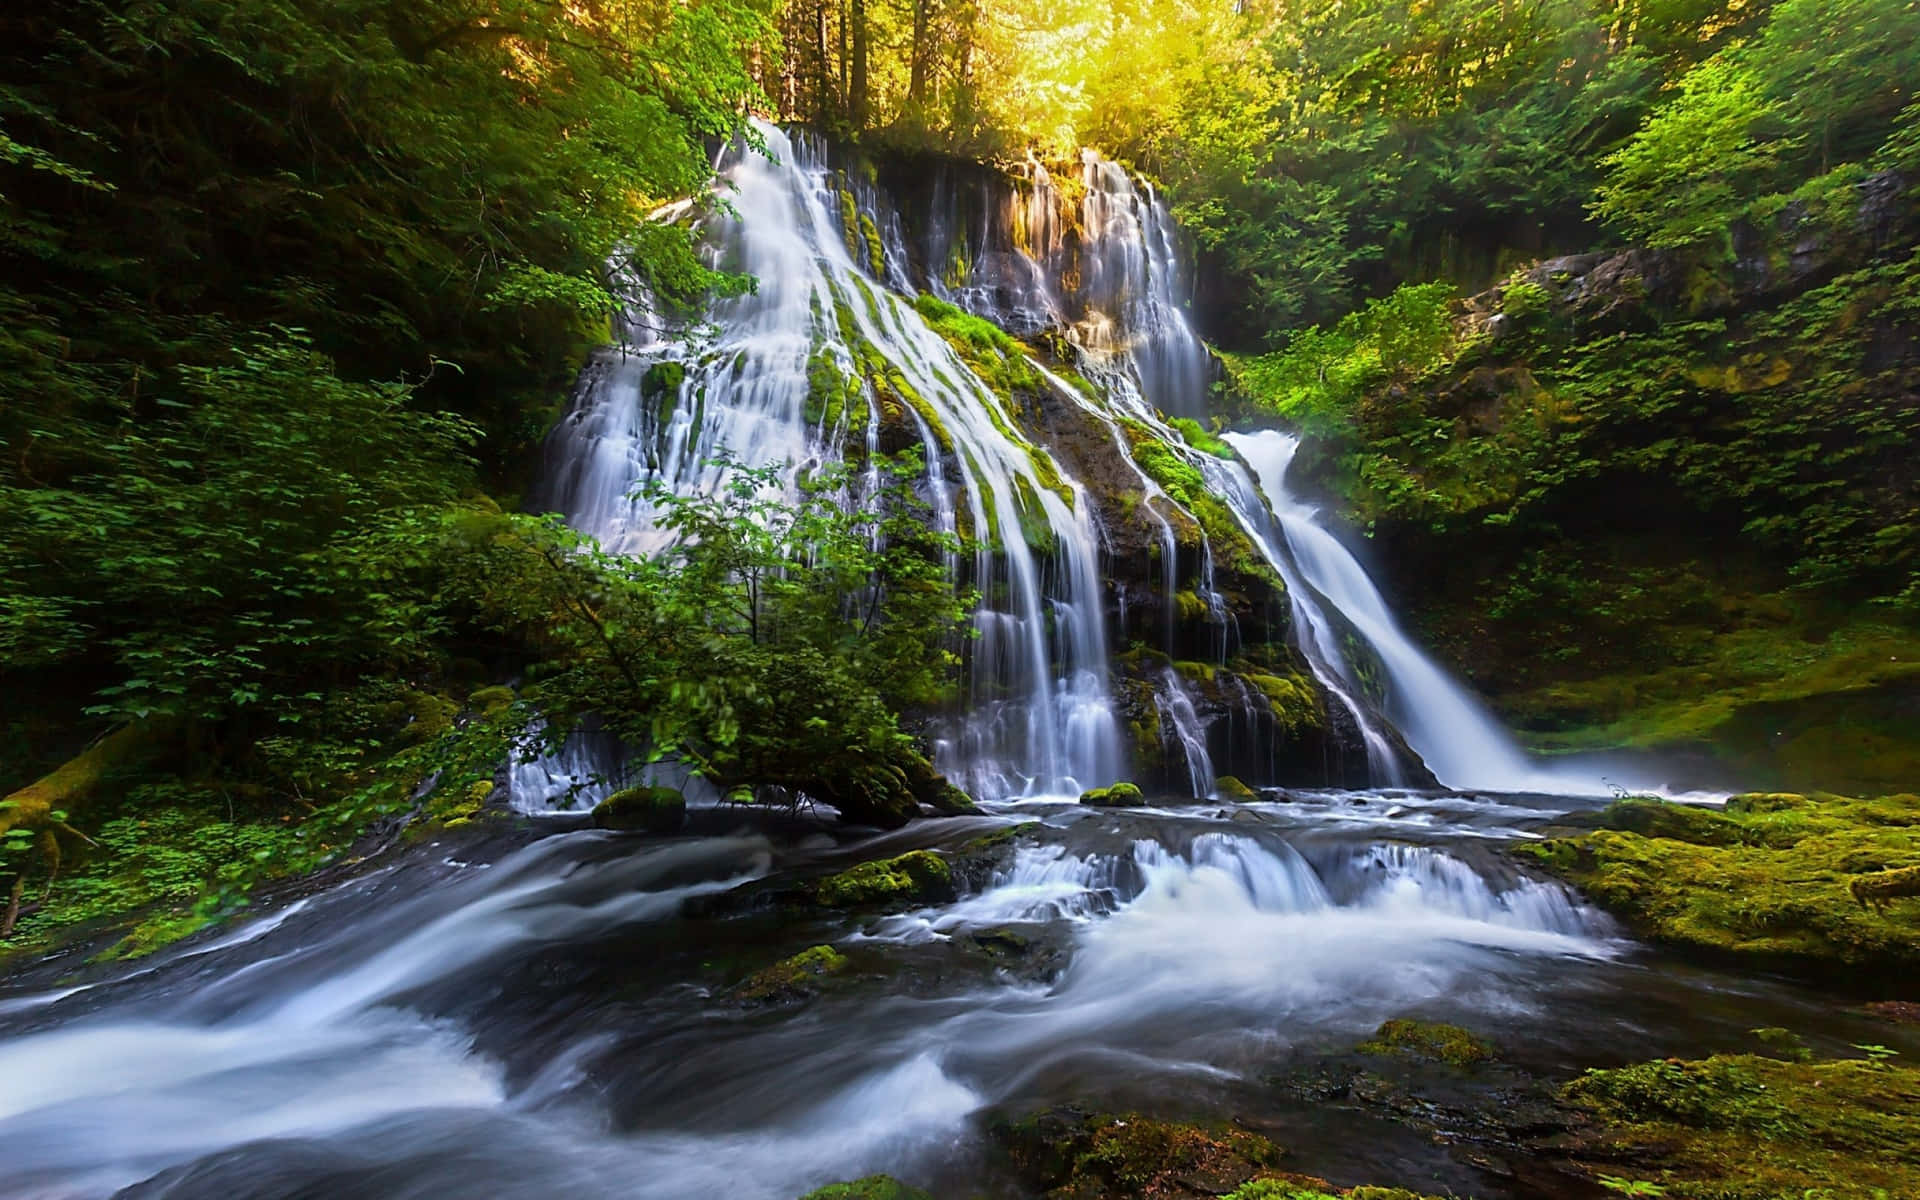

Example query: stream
[0,791,1898,1199]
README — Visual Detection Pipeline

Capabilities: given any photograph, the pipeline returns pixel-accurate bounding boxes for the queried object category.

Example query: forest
[1,1,1918,1197]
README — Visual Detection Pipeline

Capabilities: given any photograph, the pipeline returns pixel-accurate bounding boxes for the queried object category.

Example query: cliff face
[1289,169,1920,794]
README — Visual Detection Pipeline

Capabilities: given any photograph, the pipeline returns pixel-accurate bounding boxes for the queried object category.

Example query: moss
[956,820,1041,855]
[858,212,886,277]
[1244,672,1322,734]
[995,1109,1286,1199]
[911,291,1042,400]
[1356,1018,1495,1067]
[1168,416,1234,458]
[1561,1053,1920,1199]
[466,685,514,715]
[1080,782,1145,807]
[1213,775,1257,801]
[797,1177,931,1200]
[1517,793,1920,969]
[1120,419,1206,507]
[591,785,686,834]
[813,849,954,907]
[1226,1185,1446,1200]
[1173,660,1217,684]
[837,188,860,258]
[734,944,849,1005]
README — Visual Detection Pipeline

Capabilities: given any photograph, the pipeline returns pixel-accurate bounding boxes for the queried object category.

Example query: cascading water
[1225,429,1673,796]
[534,122,1124,802]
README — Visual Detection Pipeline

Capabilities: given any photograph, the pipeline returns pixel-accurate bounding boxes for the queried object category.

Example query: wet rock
[811,849,955,907]
[1080,782,1145,807]
[731,944,849,1006]
[1356,1019,1496,1068]
[591,785,686,833]
[1213,775,1257,801]
[992,1107,1287,1199]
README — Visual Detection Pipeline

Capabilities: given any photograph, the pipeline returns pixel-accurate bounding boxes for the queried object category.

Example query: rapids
[0,796,1896,1199]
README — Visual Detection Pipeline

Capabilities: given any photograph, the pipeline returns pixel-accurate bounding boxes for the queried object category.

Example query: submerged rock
[811,849,954,907]
[591,785,686,833]
[1080,782,1145,807]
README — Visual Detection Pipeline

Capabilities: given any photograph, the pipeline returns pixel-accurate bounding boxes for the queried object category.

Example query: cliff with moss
[1245,167,1920,793]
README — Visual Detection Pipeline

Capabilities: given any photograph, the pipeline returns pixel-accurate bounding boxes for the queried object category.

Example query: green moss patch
[1518,793,1920,969]
[1080,782,1145,807]
[591,785,686,834]
[1562,1053,1920,1199]
[1213,775,1258,801]
[733,944,849,1005]
[1356,1018,1496,1067]
[797,1177,931,1200]
[812,849,954,907]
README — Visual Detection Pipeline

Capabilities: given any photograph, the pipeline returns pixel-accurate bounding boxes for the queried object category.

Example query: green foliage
[1594,57,1796,251]
[1231,283,1459,438]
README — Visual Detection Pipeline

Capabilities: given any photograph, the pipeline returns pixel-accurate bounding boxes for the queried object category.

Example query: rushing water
[1,795,1901,1199]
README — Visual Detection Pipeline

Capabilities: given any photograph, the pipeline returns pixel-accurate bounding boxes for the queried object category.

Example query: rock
[796,1176,931,1200]
[591,785,686,833]
[991,1107,1286,1198]
[1213,775,1257,801]
[732,944,849,1006]
[812,849,954,907]
[1080,782,1145,807]
[1356,1018,1496,1067]
[900,751,979,815]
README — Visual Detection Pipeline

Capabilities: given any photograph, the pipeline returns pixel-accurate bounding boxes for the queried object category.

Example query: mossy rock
[1560,1053,1920,1199]
[1518,793,1920,970]
[813,849,954,907]
[993,1108,1286,1200]
[734,944,849,1005]
[591,785,686,834]
[1356,1018,1495,1067]
[1081,782,1145,807]
[797,1178,931,1200]
[1224,1184,1449,1200]
[1213,775,1258,801]
[466,685,514,715]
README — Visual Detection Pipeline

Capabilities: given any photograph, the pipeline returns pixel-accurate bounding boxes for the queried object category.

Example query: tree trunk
[850,0,869,130]
[0,720,172,838]
[908,0,929,107]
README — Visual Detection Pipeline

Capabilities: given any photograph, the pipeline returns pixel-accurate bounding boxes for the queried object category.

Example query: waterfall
[537,122,1123,802]
[1225,429,1650,796]
[1153,669,1216,797]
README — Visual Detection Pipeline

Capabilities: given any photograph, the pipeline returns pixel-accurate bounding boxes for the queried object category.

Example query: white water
[1225,429,1667,796]
[537,122,1124,802]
